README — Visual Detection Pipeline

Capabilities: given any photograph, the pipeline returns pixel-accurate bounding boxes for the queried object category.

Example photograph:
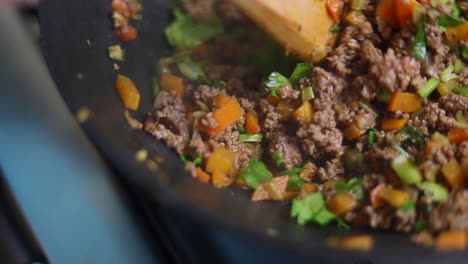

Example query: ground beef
[297,124,343,159]
[268,130,302,169]
[365,206,393,230]
[438,94,468,114]
[458,142,468,160]
[278,83,300,100]
[431,188,468,231]
[409,101,455,134]
[259,99,282,133]
[193,85,222,105]
[394,209,416,233]
[317,157,344,181]
[311,67,346,110]
[424,22,451,77]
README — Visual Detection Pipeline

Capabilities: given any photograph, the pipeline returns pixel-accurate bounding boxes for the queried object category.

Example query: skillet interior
[38,0,468,262]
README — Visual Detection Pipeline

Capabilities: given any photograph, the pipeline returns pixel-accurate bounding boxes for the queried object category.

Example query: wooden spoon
[229,0,334,63]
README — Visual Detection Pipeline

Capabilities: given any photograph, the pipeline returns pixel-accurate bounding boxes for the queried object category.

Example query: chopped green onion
[265,72,289,97]
[351,0,367,10]
[368,128,377,148]
[272,151,284,167]
[237,127,247,134]
[414,18,427,60]
[330,23,341,33]
[335,178,364,200]
[289,63,313,85]
[287,174,303,191]
[400,201,416,212]
[238,133,263,142]
[240,156,272,188]
[451,2,461,17]
[392,154,422,185]
[440,64,457,83]
[278,167,304,177]
[177,56,206,81]
[453,86,468,96]
[412,6,424,25]
[455,111,468,128]
[438,15,462,27]
[108,45,125,61]
[417,182,448,202]
[291,193,339,226]
[454,59,463,74]
[302,86,315,102]
[152,77,160,97]
[418,77,440,98]
[394,145,412,160]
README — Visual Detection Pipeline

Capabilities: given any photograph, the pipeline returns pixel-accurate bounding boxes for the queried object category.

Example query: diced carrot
[395,0,423,28]
[447,128,468,144]
[376,0,398,27]
[340,235,373,252]
[327,193,357,216]
[445,22,468,44]
[344,123,365,140]
[245,111,261,134]
[302,183,318,194]
[441,159,465,188]
[160,73,184,96]
[388,92,422,113]
[199,94,243,136]
[292,101,314,125]
[435,231,467,251]
[211,171,233,188]
[112,0,131,17]
[115,74,140,111]
[381,118,408,131]
[370,183,386,209]
[326,0,344,22]
[252,176,291,201]
[266,94,280,107]
[115,25,138,42]
[275,101,296,121]
[206,147,236,176]
[195,167,210,183]
[382,188,409,208]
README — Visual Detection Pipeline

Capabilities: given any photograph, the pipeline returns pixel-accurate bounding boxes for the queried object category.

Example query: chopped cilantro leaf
[193,156,202,165]
[240,156,272,188]
[272,151,284,167]
[400,201,416,212]
[165,9,222,50]
[265,72,289,97]
[438,15,462,27]
[180,155,202,165]
[289,63,313,85]
[335,178,365,201]
[286,175,303,191]
[414,18,426,60]
[291,193,341,226]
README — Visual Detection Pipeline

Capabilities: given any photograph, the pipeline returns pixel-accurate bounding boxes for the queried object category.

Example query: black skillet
[38,1,467,263]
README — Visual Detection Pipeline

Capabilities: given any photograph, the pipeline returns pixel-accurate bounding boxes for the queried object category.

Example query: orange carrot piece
[395,0,423,28]
[382,188,409,208]
[344,124,365,140]
[293,101,314,125]
[376,0,398,27]
[302,183,318,194]
[246,111,261,134]
[340,235,373,252]
[200,95,243,136]
[441,159,465,188]
[195,167,210,183]
[206,147,235,176]
[387,92,422,113]
[326,0,344,22]
[115,25,138,42]
[381,118,408,131]
[445,22,468,44]
[447,128,468,144]
[116,74,140,111]
[112,0,131,17]
[266,94,280,106]
[436,231,467,251]
[211,171,233,188]
[327,193,357,216]
[160,73,184,97]
[370,183,386,209]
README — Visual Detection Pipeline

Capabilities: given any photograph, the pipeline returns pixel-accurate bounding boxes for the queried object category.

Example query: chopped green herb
[440,64,457,83]
[291,193,340,226]
[180,155,202,165]
[265,72,289,97]
[330,23,341,33]
[177,56,206,81]
[392,154,422,185]
[278,167,304,177]
[180,155,188,163]
[417,182,448,202]
[152,77,160,97]
[108,45,125,61]
[335,178,365,201]
[453,86,468,96]
[290,63,313,85]
[451,2,461,17]
[418,77,440,98]
[195,75,225,88]
[438,15,462,27]
[165,9,222,50]
[272,150,284,167]
[238,133,263,142]
[396,126,426,148]
[240,156,272,188]
[400,201,416,212]
[237,127,247,134]
[414,18,426,60]
[287,174,303,191]
[302,86,315,102]
[368,128,378,148]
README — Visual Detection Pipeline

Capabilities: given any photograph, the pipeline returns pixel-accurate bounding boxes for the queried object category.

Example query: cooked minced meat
[141,0,468,241]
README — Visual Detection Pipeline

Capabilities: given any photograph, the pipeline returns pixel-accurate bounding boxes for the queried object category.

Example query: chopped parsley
[335,178,365,201]
[265,72,289,97]
[240,156,272,188]
[272,150,284,167]
[368,128,377,148]
[165,9,222,50]
[414,18,426,60]
[291,193,347,227]
[289,63,313,85]
[400,201,416,212]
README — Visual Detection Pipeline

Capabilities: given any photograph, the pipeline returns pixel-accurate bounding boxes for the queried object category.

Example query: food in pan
[111,0,468,250]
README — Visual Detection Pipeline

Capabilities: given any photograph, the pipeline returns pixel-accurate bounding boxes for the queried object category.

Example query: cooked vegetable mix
[112,0,468,251]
